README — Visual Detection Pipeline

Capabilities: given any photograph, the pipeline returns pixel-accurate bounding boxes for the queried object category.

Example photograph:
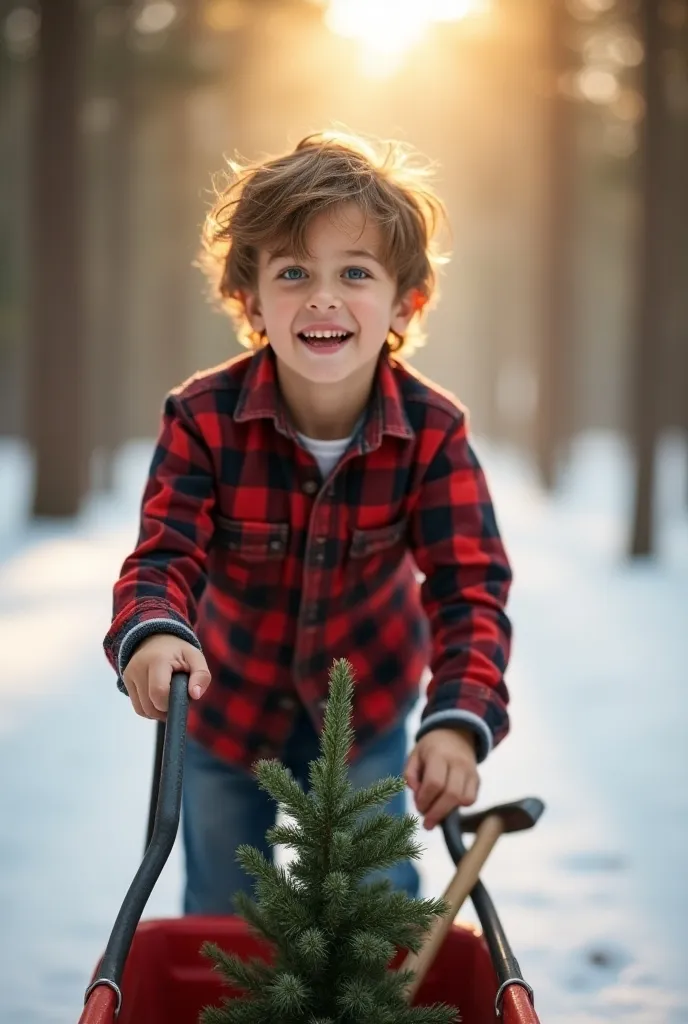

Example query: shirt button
[277,694,296,710]
[311,537,326,565]
[305,604,318,625]
[268,539,284,553]
[302,480,318,495]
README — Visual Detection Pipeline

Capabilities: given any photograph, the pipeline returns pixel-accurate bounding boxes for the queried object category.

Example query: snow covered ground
[0,431,686,1024]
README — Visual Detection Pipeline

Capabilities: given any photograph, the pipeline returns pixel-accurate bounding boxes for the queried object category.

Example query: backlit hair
[199,130,449,354]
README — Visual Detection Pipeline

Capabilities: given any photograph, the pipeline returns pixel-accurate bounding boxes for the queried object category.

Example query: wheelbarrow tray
[79,675,542,1024]
[93,914,498,1024]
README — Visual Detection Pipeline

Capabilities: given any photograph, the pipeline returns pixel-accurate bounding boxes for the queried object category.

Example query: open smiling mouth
[297,330,354,351]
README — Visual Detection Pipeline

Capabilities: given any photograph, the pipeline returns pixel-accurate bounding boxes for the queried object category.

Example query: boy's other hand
[405,727,479,831]
[122,634,211,721]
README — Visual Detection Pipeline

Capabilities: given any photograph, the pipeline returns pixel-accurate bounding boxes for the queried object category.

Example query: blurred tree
[153,0,202,398]
[534,0,575,491]
[660,1,688,504]
[628,0,671,557]
[0,4,37,439]
[29,0,88,516]
[90,0,136,491]
[87,0,217,460]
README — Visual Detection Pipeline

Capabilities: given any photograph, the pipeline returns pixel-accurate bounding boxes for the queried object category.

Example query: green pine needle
[265,822,312,851]
[200,943,270,994]
[339,776,407,823]
[266,971,311,1015]
[200,658,458,1023]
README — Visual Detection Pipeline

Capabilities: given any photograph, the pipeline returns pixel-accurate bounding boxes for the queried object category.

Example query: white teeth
[302,330,348,339]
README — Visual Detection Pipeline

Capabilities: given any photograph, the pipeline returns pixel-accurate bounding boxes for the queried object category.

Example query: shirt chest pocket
[350,517,408,558]
[213,516,289,595]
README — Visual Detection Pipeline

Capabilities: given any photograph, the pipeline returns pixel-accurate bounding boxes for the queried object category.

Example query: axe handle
[401,813,505,1001]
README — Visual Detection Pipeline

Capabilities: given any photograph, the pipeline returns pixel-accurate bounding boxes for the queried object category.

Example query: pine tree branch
[236,844,300,897]
[338,776,406,823]
[265,972,312,1016]
[405,1004,459,1024]
[349,890,448,953]
[252,760,319,826]
[295,926,329,970]
[265,822,314,852]
[199,995,268,1024]
[347,929,396,969]
[349,815,424,876]
[200,943,271,995]
[321,869,352,930]
[318,660,356,812]
[233,891,282,947]
[337,975,377,1018]
[308,756,350,811]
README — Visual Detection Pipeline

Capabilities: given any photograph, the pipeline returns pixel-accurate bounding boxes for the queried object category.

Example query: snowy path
[0,435,686,1024]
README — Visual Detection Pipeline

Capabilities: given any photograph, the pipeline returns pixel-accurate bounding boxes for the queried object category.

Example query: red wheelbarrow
[78,674,544,1023]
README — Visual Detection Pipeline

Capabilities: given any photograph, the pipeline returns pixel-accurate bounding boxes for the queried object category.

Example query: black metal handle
[85,671,190,1005]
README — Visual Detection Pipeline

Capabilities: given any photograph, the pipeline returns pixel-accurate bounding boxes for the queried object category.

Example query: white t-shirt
[296,431,354,479]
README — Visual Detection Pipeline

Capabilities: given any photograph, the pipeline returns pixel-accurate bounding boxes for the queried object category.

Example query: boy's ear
[390,288,424,335]
[243,291,265,334]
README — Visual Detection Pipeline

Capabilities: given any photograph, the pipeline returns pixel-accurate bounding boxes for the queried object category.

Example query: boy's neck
[275,357,377,440]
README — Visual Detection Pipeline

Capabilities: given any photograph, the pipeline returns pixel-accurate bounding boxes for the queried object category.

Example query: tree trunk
[628,0,668,557]
[667,4,688,505]
[29,0,87,517]
[92,0,135,491]
[534,0,575,491]
[153,0,200,398]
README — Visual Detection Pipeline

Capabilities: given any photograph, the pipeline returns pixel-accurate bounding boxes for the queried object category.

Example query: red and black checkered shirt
[104,345,513,771]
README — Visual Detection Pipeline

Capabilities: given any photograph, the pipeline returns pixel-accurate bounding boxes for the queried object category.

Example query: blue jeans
[181,707,420,915]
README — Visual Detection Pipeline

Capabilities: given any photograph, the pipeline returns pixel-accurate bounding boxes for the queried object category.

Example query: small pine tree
[200,658,457,1024]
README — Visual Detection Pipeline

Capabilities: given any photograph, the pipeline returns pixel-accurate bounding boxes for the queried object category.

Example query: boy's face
[244,203,415,387]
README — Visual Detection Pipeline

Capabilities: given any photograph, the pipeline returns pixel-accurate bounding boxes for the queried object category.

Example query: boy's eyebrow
[344,248,382,263]
[266,248,293,264]
[266,247,382,265]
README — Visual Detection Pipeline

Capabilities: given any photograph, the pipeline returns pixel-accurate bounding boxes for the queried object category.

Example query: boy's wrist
[416,707,493,763]
[453,725,479,756]
[116,616,201,688]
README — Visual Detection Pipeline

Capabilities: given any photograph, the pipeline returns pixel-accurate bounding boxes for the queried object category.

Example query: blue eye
[344,267,370,280]
[280,267,306,281]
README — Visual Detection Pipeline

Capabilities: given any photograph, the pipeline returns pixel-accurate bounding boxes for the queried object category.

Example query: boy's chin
[276,342,356,380]
[293,360,359,385]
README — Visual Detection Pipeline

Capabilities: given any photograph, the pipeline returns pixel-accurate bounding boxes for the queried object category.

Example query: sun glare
[323,0,490,75]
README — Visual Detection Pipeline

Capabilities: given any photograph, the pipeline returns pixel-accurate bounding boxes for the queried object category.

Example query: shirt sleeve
[102,391,216,690]
[408,413,513,762]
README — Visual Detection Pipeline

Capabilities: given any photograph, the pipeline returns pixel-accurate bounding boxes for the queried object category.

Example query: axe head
[458,797,545,835]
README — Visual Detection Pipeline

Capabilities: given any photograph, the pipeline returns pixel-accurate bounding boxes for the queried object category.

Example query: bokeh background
[0,2,687,1023]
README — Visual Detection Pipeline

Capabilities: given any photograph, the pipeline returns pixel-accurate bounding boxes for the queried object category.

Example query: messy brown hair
[198,130,449,354]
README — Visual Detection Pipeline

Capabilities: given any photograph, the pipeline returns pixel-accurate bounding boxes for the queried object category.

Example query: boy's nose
[306,290,342,310]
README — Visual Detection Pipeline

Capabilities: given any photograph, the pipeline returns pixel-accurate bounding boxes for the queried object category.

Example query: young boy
[103,131,513,915]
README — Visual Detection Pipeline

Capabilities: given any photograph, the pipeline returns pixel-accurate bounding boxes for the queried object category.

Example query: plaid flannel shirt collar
[233,344,415,452]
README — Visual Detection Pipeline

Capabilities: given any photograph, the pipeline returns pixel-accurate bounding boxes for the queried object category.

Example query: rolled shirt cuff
[115,617,201,694]
[415,709,493,763]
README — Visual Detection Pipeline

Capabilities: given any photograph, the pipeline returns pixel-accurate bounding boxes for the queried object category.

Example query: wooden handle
[401,814,505,1001]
